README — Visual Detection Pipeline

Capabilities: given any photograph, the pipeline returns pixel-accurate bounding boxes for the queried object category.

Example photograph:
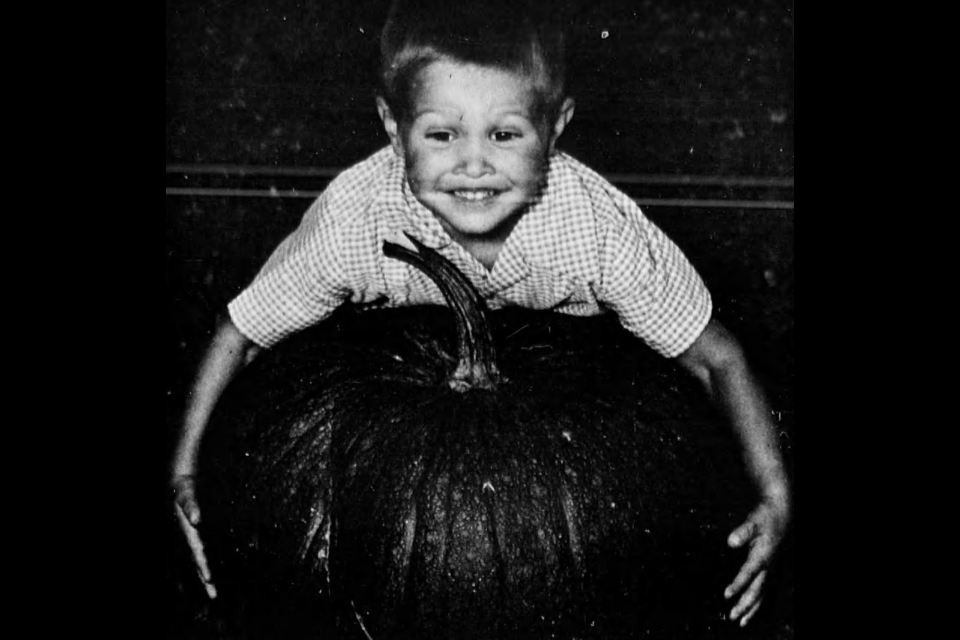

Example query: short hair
[379,0,568,123]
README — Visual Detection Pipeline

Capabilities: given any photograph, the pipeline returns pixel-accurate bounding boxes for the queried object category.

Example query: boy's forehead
[410,60,538,118]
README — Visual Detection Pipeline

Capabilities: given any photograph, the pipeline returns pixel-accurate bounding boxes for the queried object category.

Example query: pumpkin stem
[383,233,501,391]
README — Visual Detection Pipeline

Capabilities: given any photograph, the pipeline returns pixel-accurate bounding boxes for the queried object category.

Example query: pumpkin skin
[199,239,753,639]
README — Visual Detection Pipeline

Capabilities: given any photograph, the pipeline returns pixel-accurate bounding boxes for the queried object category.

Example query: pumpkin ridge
[398,414,449,619]
[541,444,584,594]
[480,484,509,637]
[263,405,332,479]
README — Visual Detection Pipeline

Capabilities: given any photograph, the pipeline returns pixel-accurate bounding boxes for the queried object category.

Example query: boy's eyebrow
[492,106,534,118]
[413,105,534,122]
[412,106,459,120]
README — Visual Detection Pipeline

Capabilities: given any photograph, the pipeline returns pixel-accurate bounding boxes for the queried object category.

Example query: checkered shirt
[228,146,712,358]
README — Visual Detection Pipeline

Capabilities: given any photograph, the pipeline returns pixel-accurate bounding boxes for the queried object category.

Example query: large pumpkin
[199,236,753,639]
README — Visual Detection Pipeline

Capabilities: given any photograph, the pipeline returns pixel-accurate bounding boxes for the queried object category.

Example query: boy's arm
[170,315,261,599]
[675,318,791,627]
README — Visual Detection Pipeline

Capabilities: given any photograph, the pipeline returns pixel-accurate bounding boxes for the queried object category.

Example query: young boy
[172,0,791,628]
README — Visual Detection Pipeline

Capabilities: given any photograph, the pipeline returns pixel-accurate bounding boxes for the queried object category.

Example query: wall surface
[166,0,794,175]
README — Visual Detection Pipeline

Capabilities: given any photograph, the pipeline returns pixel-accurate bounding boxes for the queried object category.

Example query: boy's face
[378,60,574,246]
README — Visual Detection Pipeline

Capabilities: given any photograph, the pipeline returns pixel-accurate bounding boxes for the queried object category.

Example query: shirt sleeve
[599,195,712,358]
[227,194,351,348]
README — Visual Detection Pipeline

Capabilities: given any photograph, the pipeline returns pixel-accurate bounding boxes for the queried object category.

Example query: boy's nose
[455,138,494,178]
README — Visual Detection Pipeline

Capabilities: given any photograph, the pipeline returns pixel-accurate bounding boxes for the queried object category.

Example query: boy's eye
[425,131,454,142]
[493,131,521,143]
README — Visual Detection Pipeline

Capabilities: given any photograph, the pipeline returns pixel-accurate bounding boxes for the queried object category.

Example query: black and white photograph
[165,1,794,637]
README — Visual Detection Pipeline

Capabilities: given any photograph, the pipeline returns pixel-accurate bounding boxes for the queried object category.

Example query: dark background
[166,0,793,174]
[165,0,794,637]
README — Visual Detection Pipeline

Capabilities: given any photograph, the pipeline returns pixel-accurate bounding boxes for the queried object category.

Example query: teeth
[452,190,496,201]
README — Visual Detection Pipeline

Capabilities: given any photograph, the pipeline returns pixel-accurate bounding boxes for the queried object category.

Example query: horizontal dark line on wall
[165,187,793,210]
[166,163,794,189]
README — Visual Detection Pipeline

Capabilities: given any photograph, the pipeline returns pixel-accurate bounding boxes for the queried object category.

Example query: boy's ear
[376,96,404,157]
[547,97,576,155]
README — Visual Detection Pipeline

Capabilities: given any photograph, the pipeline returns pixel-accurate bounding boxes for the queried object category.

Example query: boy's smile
[378,60,573,265]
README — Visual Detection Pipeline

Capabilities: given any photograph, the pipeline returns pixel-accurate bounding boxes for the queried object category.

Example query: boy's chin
[438,211,525,244]
[446,194,533,217]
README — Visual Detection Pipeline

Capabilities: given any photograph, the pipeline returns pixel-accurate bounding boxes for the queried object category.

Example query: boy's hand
[172,474,218,599]
[723,492,790,626]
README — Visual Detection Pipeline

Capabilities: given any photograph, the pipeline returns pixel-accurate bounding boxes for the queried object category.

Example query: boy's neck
[445,214,522,272]
[459,237,504,271]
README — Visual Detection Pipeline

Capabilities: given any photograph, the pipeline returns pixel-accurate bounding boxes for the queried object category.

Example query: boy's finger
[174,500,193,533]
[186,527,218,599]
[727,518,757,548]
[175,503,218,598]
[730,569,766,619]
[176,498,201,527]
[739,597,763,627]
[173,482,202,525]
[174,494,201,526]
[199,572,218,599]
[176,507,209,576]
[724,544,767,599]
